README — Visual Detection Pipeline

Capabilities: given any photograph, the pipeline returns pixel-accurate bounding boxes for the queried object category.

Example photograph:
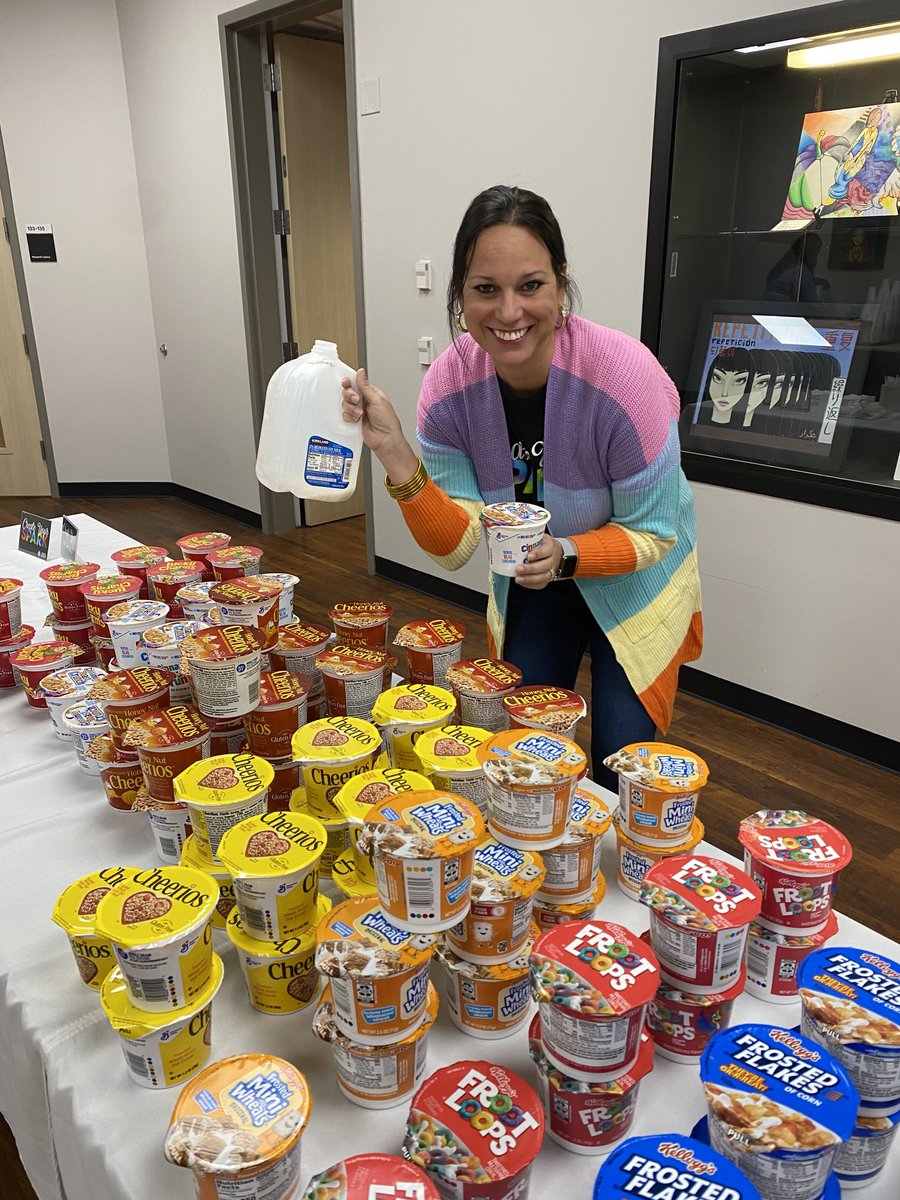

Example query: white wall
[0,0,170,484]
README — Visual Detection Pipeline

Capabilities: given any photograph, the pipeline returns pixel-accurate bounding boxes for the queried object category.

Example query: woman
[342,185,702,790]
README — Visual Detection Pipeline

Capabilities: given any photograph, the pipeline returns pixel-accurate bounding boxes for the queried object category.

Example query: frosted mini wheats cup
[226,897,329,1015]
[444,839,544,964]
[371,683,457,770]
[537,781,614,905]
[174,752,274,862]
[331,766,433,891]
[437,929,536,1040]
[209,576,282,649]
[503,685,587,740]
[414,723,491,815]
[606,742,709,846]
[614,813,705,899]
[393,618,467,689]
[301,1155,439,1200]
[534,874,607,933]
[316,644,396,720]
[480,501,551,576]
[291,716,385,820]
[179,624,266,719]
[329,601,393,651]
[446,657,521,732]
[594,1135,763,1200]
[39,560,100,620]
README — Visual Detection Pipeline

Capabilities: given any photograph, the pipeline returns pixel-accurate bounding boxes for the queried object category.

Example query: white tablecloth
[1,515,897,1200]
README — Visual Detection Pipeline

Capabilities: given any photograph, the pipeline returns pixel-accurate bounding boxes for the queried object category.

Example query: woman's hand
[514,535,564,589]
[341,368,418,484]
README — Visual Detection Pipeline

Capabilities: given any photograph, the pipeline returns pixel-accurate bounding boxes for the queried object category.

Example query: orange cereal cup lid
[206,546,263,567]
[176,532,231,552]
[39,562,100,584]
[226,893,330,954]
[209,577,281,606]
[361,790,484,859]
[329,602,393,624]
[477,729,587,788]
[95,866,218,948]
[371,684,456,726]
[529,920,660,1015]
[180,625,266,661]
[257,670,311,707]
[292,717,382,761]
[502,686,587,730]
[11,639,79,668]
[332,767,435,825]
[470,840,546,898]
[89,666,172,702]
[174,753,274,807]
[614,812,705,854]
[737,809,853,873]
[52,867,136,936]
[446,658,522,694]
[217,811,327,879]
[414,725,491,773]
[164,1053,311,1175]
[604,742,709,793]
[111,545,168,565]
[394,619,467,650]
[564,785,616,842]
[274,622,331,651]
[147,560,204,581]
[316,645,396,677]
[123,705,209,750]
[79,574,142,599]
[316,895,437,974]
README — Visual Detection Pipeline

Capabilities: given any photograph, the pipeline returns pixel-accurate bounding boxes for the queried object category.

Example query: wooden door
[0,194,49,495]
[274,33,364,526]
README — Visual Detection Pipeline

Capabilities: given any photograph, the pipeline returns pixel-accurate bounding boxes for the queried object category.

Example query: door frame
[0,126,58,497]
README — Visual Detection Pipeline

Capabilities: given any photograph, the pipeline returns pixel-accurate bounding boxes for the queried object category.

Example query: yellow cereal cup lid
[174,753,274,806]
[361,790,484,859]
[332,767,434,825]
[123,705,209,750]
[414,724,491,773]
[331,848,378,899]
[52,867,137,936]
[217,811,327,879]
[477,729,587,787]
[603,742,709,793]
[316,645,396,676]
[180,834,228,879]
[291,717,382,762]
[316,895,437,973]
[314,979,438,1046]
[370,683,456,726]
[95,866,218,948]
[394,618,467,649]
[100,954,224,1035]
[226,894,331,955]
[471,839,546,898]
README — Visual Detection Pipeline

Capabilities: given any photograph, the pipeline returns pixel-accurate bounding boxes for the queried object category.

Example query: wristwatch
[550,537,579,581]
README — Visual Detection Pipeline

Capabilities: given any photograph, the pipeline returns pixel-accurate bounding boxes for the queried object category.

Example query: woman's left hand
[514,535,563,590]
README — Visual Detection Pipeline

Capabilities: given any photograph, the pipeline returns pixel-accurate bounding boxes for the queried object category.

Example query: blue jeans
[503,580,657,793]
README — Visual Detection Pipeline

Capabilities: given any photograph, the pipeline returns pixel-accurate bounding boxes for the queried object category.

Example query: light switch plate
[360,77,381,115]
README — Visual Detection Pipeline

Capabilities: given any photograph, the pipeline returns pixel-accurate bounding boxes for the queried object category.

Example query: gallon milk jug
[255,339,361,500]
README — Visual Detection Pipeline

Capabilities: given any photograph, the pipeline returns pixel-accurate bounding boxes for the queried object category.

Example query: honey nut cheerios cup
[62,699,109,771]
[206,544,263,580]
[164,1053,311,1200]
[227,896,329,1015]
[258,572,299,625]
[606,742,709,847]
[147,560,205,617]
[446,657,521,733]
[87,733,143,811]
[180,834,235,931]
[124,704,210,802]
[503,685,587,740]
[437,928,536,1039]
[179,624,266,719]
[743,911,839,1005]
[371,683,457,771]
[443,841,545,964]
[329,601,393,651]
[414,723,492,816]
[291,716,385,820]
[0,577,24,639]
[39,561,100,621]
[268,620,331,687]
[393,618,467,690]
[174,752,274,863]
[535,781,615,905]
[174,581,217,622]
[533,873,607,933]
[79,574,143,637]
[301,1154,439,1200]
[10,639,78,707]
[316,644,397,721]
[209,576,282,650]
[0,622,34,688]
[243,670,311,758]
[88,665,172,748]
[40,665,107,738]
[51,866,137,991]
[204,711,248,756]
[176,531,231,580]
[265,756,301,811]
[614,814,705,899]
[110,545,168,598]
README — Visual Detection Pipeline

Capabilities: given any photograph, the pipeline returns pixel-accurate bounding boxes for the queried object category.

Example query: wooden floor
[1,492,898,1199]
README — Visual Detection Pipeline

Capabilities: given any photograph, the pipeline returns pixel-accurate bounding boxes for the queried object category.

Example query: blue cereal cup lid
[593,1134,762,1200]
[798,947,900,1049]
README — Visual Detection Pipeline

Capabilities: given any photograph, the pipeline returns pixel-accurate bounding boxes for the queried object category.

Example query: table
[1,515,897,1200]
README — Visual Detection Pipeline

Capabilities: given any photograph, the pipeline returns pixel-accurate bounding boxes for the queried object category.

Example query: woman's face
[460,224,565,392]
[709,365,749,413]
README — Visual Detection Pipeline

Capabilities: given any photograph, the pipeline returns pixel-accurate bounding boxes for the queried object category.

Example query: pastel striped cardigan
[398,314,703,732]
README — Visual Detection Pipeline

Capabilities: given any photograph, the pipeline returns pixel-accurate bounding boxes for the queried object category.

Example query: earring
[555,305,570,330]
[454,308,468,334]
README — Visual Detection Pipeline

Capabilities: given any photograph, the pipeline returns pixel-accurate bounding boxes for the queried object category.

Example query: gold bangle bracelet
[384,458,428,501]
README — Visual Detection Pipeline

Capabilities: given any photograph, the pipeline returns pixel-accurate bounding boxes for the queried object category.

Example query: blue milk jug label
[304,436,353,489]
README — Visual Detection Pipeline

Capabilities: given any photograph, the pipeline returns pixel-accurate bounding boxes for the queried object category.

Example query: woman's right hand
[341,368,418,482]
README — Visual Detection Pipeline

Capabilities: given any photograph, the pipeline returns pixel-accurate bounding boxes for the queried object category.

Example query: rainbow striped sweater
[397,314,702,732]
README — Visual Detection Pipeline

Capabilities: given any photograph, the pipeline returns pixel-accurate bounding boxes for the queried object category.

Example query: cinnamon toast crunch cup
[105,599,170,667]
[10,639,78,707]
[141,620,207,704]
[614,814,704,899]
[40,664,107,738]
[39,561,100,620]
[0,623,34,687]
[480,501,551,576]
[371,683,457,770]
[258,572,299,624]
[414,724,492,815]
[447,658,521,732]
[89,666,172,748]
[289,789,348,879]
[329,601,393,650]
[536,782,614,904]
[291,716,385,820]
[316,644,396,720]
[437,930,535,1039]
[606,743,709,846]
[227,897,328,1015]
[110,545,168,598]
[478,729,586,851]
[209,576,282,649]
[503,685,587,740]
[176,531,231,580]
[243,670,310,758]
[147,560,205,617]
[51,866,133,990]
[180,624,266,718]
[79,574,143,637]
[444,840,544,964]
[174,752,274,862]
[174,581,217,622]
[124,704,211,802]
[207,545,263,580]
[394,619,468,689]
[743,911,839,1004]
[0,578,23,639]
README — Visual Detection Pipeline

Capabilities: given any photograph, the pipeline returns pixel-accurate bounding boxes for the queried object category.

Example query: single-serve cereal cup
[243,670,310,758]
[738,809,853,935]
[46,613,95,665]
[110,545,168,598]
[403,1061,544,1200]
[371,683,457,770]
[138,790,193,863]
[259,572,299,624]
[478,729,586,851]
[101,955,223,1089]
[164,1054,310,1200]
[530,920,660,1082]
[446,658,522,732]
[95,865,218,1012]
[79,574,143,637]
[104,599,170,667]
[176,531,231,579]
[268,620,331,688]
[332,766,433,886]
[180,835,235,930]
[503,685,587,740]
[536,782,614,904]
[227,897,329,1015]
[266,757,301,811]
[644,950,746,1063]
[40,664,107,738]
[0,623,34,687]
[147,560,205,617]
[437,931,535,1039]
[207,544,263,580]
[595,1135,763,1200]
[361,790,484,933]
[39,561,100,620]
[640,854,761,995]
[174,752,274,862]
[316,644,397,720]
[606,743,709,846]
[142,620,208,704]
[289,789,348,880]
[210,576,282,649]
[0,577,23,638]
[393,619,468,689]
[614,814,704,899]
[89,666,172,748]
[302,1155,439,1200]
[180,624,266,718]
[743,912,839,1004]
[62,699,110,771]
[51,867,134,990]
[835,1111,900,1189]
[315,895,435,1045]
[291,716,385,820]
[414,723,492,815]
[329,601,393,650]
[701,1024,859,1200]
[314,980,437,1108]
[480,501,551,575]
[124,704,211,802]
[205,711,248,755]
[175,581,217,622]
[533,874,607,933]
[444,840,545,964]
[87,733,144,810]
[10,640,78,707]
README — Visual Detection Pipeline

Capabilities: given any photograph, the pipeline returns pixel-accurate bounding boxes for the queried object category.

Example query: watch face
[559,553,578,579]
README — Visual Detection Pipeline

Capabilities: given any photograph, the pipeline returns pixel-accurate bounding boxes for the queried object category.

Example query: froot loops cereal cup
[101,955,223,1089]
[291,716,385,820]
[206,544,263,580]
[124,704,211,802]
[95,865,218,1012]
[478,728,586,851]
[329,601,393,651]
[180,835,235,930]
[614,813,704,899]
[259,572,299,624]
[360,790,484,933]
[180,624,266,719]
[480,501,551,576]
[645,957,746,1063]
[394,619,468,689]
[164,1053,311,1200]
[530,1019,654,1154]
[137,790,193,863]
[175,580,217,621]
[51,867,134,990]
[640,854,761,995]
[89,666,172,748]
[743,912,839,1005]
[533,874,607,933]
[243,670,310,758]
[446,658,521,732]
[437,932,535,1039]
[40,664,107,738]
[371,683,457,770]
[403,1060,544,1200]
[414,723,492,815]
[835,1111,900,1189]
[226,897,329,1015]
[316,644,397,720]
[142,619,208,703]
[738,809,852,936]
[147,559,205,617]
[209,576,282,649]
[701,1024,859,1200]
[105,599,170,667]
[536,782,614,905]
[110,545,168,598]
[313,980,438,1107]
[62,699,110,771]
[444,840,545,964]
[503,685,587,740]
[39,560,100,620]
[79,574,143,637]
[301,1155,439,1200]
[0,578,23,638]
[0,623,34,687]
[10,639,78,707]
[594,1134,763,1200]
[176,531,232,579]
[530,920,660,1082]
[268,620,331,687]
[46,612,96,664]
[606,742,709,846]
[174,752,274,862]
[87,733,144,810]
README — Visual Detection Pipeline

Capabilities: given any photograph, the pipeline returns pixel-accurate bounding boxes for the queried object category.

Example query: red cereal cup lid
[303,1154,439,1200]
[329,601,393,623]
[316,644,396,676]
[10,639,78,667]
[0,578,24,594]
[529,1013,656,1088]
[110,545,168,565]
[362,790,484,859]
[147,559,204,581]
[394,618,467,650]
[39,562,100,584]
[89,667,171,702]
[175,532,231,552]
[530,920,659,1014]
[258,670,311,707]
[738,809,853,875]
[209,576,281,605]
[0,623,34,649]
[274,622,331,651]
[641,855,761,931]
[446,658,522,694]
[404,1061,544,1183]
[502,685,587,729]
[180,624,266,661]
[603,742,709,793]
[123,704,209,749]
[78,574,142,598]
[206,545,263,566]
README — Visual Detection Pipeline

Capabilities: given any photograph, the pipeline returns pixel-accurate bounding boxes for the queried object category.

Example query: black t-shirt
[498,376,546,503]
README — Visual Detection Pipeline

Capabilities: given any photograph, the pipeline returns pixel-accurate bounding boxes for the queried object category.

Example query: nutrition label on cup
[190,658,260,717]
[488,785,556,829]
[541,1003,629,1060]
[333,1044,398,1093]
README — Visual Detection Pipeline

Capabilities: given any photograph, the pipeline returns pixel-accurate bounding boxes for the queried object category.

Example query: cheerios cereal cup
[291,716,385,820]
[89,666,172,748]
[480,501,551,575]
[371,683,457,770]
[39,561,100,620]
[393,619,467,689]
[174,752,274,862]
[503,685,587,740]
[478,729,586,851]
[10,639,78,707]
[0,577,24,639]
[268,620,331,688]
[444,841,544,964]
[62,699,110,771]
[176,531,231,580]
[209,576,282,649]
[331,847,378,900]
[414,724,492,815]
[110,545,168,598]
[137,789,193,863]
[288,788,348,881]
[536,782,614,905]
[87,733,144,810]
[227,897,329,1015]
[301,1154,439,1199]
[40,664,107,738]
[446,658,521,732]
[124,704,210,802]
[243,670,311,758]
[180,834,235,930]
[533,874,607,933]
[437,930,535,1039]
[180,624,265,719]
[51,866,134,990]
[79,574,143,637]
[329,601,393,651]
[743,911,838,1004]
[206,544,263,580]
[606,742,709,846]
[316,644,397,720]
[259,572,300,624]
[614,813,704,899]
[0,623,34,687]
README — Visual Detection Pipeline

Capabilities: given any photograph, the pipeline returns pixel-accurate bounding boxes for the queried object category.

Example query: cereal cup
[530,920,660,1082]
[835,1111,900,1189]
[403,1061,544,1200]
[743,912,839,1004]
[137,790,193,863]
[640,855,761,995]
[331,766,433,890]
[79,574,143,637]
[536,782,615,905]
[147,560,205,617]
[204,711,248,755]
[39,561,100,620]
[227,897,329,1015]
[329,601,393,651]
[51,867,134,990]
[46,613,96,664]
[104,599,170,667]
[180,834,236,931]
[62,699,110,772]
[89,666,172,748]
[91,635,116,669]
[291,716,385,820]
[371,683,457,770]
[265,756,300,811]
[437,931,535,1039]
[0,623,34,687]
[164,1054,310,1200]
[315,895,436,1045]
[530,1018,654,1154]
[414,723,492,814]
[606,743,709,846]
[503,686,587,740]
[289,789,349,879]
[478,729,587,851]
[101,955,223,1089]
[10,639,78,707]
[446,658,522,732]
[40,665,107,738]
[124,704,211,802]
[243,670,311,758]
[595,1135,763,1200]
[533,874,607,933]
[331,847,378,901]
[176,531,231,580]
[361,790,484,933]
[444,840,545,964]
[480,501,551,576]
[207,544,263,580]
[95,866,218,1012]
[174,580,217,621]
[110,545,169,598]
[87,733,144,810]
[614,814,705,899]
[302,1155,439,1199]
[0,578,23,639]
[174,752,274,862]
[259,572,300,624]
[180,624,266,718]
[645,956,746,1063]
[701,1024,859,1200]
[314,981,437,1107]
[738,809,853,935]
[142,619,208,703]
[209,576,282,649]
[393,620,468,690]
[317,644,397,720]
[268,620,331,688]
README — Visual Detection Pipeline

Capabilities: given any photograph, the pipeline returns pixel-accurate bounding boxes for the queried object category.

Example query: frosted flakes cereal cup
[314,981,437,1108]
[180,835,235,931]
[315,895,435,1045]
[39,560,100,620]
[530,920,660,1082]
[316,644,397,720]
[111,545,168,598]
[329,601,393,651]
[596,1135,763,1200]
[124,704,211,802]
[301,1155,439,1200]
[217,811,326,940]
[89,665,172,748]
[101,955,223,1089]
[62,699,110,772]
[259,572,300,624]
[640,854,761,995]
[480,502,551,576]
[614,813,704,899]
[291,716,385,820]
[148,560,205,617]
[403,1061,544,1200]
[174,752,274,862]
[95,865,218,1012]
[227,897,329,1015]
[10,639,78,707]
[207,544,263,580]
[530,1018,654,1154]
[106,600,173,669]
[738,809,852,935]
[0,578,23,639]
[210,576,282,649]
[444,840,545,964]
[606,742,709,846]
[46,613,96,664]
[268,620,331,688]
[478,729,586,851]
[743,912,839,1005]
[180,624,265,718]
[360,790,484,933]
[371,683,457,770]
[536,782,615,904]
[142,619,207,703]
[40,664,107,738]
[243,670,310,758]
[51,866,134,990]
[414,723,492,815]
[447,658,521,732]
[175,581,217,621]
[138,790,193,863]
[503,685,587,740]
[87,733,143,810]
[79,574,143,637]
[835,1111,900,1189]
[393,618,468,691]
[176,531,231,580]
[437,930,535,1039]
[164,1053,311,1200]
[642,936,745,1063]
[0,623,34,687]
[533,873,607,933]
[265,756,300,811]
[701,1024,859,1200]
